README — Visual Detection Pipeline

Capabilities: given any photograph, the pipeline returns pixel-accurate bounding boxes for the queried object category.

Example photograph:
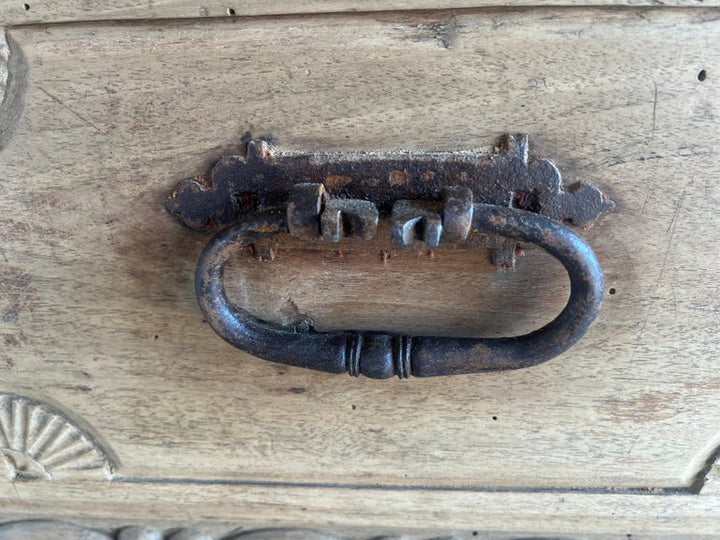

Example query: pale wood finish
[0,7,719,535]
[5,481,720,535]
[0,518,718,540]
[1,0,719,27]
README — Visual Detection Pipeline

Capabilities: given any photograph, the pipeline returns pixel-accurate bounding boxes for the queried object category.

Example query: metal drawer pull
[196,198,604,378]
[170,134,613,378]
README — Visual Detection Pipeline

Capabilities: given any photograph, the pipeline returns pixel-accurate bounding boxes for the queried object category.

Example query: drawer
[1,6,719,537]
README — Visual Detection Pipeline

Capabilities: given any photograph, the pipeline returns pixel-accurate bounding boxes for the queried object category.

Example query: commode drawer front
[0,8,719,535]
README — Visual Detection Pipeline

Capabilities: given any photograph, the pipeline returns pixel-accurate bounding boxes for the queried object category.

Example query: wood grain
[0,6,718,534]
[1,0,718,27]
[5,481,720,535]
[223,225,569,338]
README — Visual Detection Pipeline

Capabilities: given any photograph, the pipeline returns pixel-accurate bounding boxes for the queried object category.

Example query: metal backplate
[167,134,614,233]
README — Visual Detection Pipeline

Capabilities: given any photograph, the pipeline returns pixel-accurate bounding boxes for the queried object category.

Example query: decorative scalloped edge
[167,134,615,232]
[0,392,115,480]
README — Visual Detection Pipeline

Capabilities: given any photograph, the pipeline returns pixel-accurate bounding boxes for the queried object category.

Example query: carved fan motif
[0,392,113,480]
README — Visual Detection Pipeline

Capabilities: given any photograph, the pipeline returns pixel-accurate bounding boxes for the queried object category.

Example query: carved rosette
[0,392,114,480]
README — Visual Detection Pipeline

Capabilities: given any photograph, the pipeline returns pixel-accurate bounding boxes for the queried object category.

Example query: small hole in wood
[153,335,159,340]
[608,288,616,295]
[351,404,356,410]
[698,70,707,82]
[226,7,236,15]
[23,3,30,10]
[492,416,498,421]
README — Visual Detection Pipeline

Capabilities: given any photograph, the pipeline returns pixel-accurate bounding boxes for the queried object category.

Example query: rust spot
[250,222,284,234]
[388,170,410,185]
[243,243,256,257]
[512,190,541,213]
[422,170,436,181]
[325,175,352,189]
[366,178,380,187]
[194,175,213,190]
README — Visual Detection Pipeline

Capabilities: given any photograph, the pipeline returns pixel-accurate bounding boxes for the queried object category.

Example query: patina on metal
[171,134,614,378]
[167,134,614,233]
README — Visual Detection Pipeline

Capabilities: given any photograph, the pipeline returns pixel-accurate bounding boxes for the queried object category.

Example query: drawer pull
[195,197,604,378]
[173,135,612,378]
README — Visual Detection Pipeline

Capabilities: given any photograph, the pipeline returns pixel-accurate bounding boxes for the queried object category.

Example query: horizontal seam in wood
[111,475,698,496]
[6,5,720,30]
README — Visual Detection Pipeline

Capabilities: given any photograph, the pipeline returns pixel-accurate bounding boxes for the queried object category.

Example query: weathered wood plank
[0,1,718,27]
[4,481,720,535]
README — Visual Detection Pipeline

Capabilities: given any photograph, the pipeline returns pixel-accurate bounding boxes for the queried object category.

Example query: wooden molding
[0,520,473,540]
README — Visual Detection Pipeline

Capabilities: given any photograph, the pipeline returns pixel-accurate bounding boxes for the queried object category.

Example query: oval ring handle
[196,204,604,378]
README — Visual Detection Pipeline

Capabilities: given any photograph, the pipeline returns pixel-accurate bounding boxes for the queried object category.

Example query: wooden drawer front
[1,7,719,535]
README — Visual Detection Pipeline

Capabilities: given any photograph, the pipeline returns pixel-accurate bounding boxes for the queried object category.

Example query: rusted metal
[286,182,326,240]
[195,201,606,378]
[390,199,443,247]
[167,134,614,234]
[440,186,474,242]
[176,134,613,377]
[320,198,378,242]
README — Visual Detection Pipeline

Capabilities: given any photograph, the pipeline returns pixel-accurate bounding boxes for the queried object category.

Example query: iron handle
[195,203,604,378]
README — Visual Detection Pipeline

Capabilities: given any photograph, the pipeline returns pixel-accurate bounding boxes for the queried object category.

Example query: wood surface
[2,0,720,27]
[0,518,718,540]
[0,6,719,535]
[0,519,479,540]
